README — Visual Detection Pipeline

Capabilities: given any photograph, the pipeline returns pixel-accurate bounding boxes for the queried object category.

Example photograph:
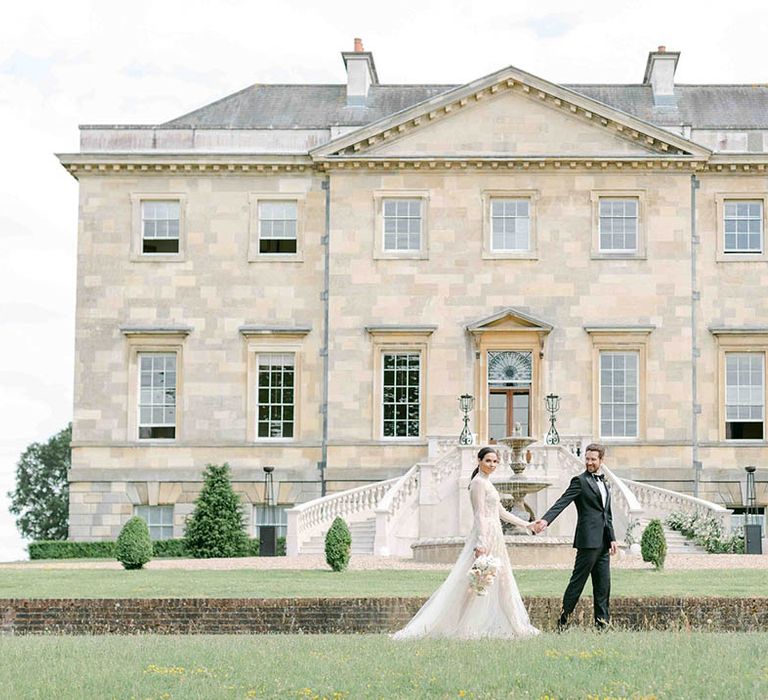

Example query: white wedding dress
[393,473,540,639]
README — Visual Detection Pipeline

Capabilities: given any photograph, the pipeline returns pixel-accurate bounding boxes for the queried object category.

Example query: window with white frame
[383,199,422,251]
[257,353,295,438]
[599,351,639,438]
[490,199,530,251]
[725,352,764,439]
[724,201,763,254]
[599,198,638,252]
[253,504,291,540]
[258,201,298,254]
[141,200,180,254]
[135,505,174,540]
[138,353,177,439]
[382,352,420,437]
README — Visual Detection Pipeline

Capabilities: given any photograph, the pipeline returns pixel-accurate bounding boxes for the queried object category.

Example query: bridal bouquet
[468,555,501,596]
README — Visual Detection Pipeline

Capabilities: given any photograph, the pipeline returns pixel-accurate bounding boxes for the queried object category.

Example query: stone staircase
[635,521,707,554]
[660,525,707,554]
[299,517,377,555]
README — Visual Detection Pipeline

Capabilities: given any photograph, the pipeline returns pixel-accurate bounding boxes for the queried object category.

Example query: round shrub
[116,516,153,570]
[325,517,351,572]
[641,518,667,570]
[184,463,249,558]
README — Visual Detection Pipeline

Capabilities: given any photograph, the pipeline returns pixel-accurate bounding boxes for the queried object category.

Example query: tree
[116,516,153,570]
[8,423,71,540]
[184,463,249,558]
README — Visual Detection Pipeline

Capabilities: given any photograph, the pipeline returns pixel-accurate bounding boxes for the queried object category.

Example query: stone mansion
[59,42,768,541]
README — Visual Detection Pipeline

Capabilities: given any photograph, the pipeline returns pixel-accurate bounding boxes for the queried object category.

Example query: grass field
[1,632,766,699]
[0,567,766,599]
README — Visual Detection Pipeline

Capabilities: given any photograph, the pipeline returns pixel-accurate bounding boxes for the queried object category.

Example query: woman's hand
[473,546,486,558]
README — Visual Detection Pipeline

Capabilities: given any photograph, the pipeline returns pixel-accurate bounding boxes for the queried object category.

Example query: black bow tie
[591,473,605,481]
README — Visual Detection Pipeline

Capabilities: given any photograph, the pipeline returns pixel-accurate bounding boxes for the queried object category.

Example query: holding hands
[530,519,548,535]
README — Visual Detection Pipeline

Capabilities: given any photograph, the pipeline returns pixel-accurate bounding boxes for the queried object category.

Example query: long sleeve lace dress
[392,472,540,639]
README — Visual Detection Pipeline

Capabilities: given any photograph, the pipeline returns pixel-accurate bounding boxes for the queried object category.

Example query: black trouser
[559,537,611,628]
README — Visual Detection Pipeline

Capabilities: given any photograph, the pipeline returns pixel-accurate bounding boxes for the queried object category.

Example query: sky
[1,0,767,561]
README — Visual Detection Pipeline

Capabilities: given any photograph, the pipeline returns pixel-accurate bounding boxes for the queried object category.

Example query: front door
[487,351,532,440]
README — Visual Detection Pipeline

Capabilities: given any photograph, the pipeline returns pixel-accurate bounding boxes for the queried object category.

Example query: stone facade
[59,45,768,540]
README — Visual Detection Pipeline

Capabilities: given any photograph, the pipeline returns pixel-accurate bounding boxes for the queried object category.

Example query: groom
[532,443,617,630]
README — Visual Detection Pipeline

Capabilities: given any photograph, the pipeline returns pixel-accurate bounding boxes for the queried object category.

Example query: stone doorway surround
[467,308,553,443]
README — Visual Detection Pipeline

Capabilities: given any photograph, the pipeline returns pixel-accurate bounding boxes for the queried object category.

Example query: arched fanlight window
[488,351,532,386]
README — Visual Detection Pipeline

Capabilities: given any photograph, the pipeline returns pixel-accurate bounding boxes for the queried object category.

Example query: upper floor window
[725,352,764,440]
[490,199,530,252]
[259,201,298,254]
[383,199,422,252]
[138,352,177,440]
[382,352,421,438]
[724,200,763,254]
[599,351,639,438]
[142,200,180,254]
[257,353,295,439]
[599,198,638,253]
[135,505,174,540]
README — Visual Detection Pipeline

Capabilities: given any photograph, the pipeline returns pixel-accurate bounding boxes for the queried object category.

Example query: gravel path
[2,552,767,571]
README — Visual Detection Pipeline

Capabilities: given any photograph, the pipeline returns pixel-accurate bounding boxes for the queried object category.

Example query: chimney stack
[342,37,379,106]
[643,46,680,107]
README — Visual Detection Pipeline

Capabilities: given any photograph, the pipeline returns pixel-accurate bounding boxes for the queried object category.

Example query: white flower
[468,555,501,596]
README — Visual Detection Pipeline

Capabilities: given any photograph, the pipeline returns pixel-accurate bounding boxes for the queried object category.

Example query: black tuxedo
[542,470,616,628]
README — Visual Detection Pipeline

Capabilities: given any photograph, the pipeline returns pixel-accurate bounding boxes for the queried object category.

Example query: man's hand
[531,519,548,534]
[609,541,618,556]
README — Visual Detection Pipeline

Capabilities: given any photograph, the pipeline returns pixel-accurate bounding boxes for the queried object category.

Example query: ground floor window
[257,353,295,438]
[382,352,421,437]
[725,352,764,439]
[599,351,639,438]
[138,353,177,440]
[134,505,174,540]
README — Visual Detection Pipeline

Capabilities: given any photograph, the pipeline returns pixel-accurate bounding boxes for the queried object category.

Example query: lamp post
[458,394,475,445]
[545,393,560,445]
[744,466,762,554]
[260,466,277,557]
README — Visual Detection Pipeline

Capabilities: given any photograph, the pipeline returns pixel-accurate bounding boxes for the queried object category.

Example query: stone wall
[2,597,766,635]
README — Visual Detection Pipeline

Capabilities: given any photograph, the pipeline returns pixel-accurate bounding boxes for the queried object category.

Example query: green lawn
[1,632,766,699]
[0,567,766,599]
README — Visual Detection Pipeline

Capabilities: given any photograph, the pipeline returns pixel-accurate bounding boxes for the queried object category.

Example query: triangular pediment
[467,308,553,334]
[312,66,710,161]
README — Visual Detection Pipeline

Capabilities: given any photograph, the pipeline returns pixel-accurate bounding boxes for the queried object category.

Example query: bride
[393,446,540,640]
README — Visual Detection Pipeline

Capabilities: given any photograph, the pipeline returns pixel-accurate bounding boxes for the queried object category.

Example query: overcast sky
[1,0,766,561]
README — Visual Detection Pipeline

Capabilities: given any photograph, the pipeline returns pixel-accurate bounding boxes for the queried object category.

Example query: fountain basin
[411,535,574,566]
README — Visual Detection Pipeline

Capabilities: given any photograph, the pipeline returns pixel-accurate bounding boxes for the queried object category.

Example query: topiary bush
[116,516,153,570]
[184,463,249,558]
[641,518,667,570]
[325,517,351,572]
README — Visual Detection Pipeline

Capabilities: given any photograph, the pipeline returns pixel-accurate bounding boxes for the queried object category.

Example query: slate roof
[568,85,768,129]
[160,81,768,132]
[161,85,456,129]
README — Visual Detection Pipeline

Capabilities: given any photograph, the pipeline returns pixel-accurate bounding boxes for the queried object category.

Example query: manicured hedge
[29,541,117,559]
[29,537,285,560]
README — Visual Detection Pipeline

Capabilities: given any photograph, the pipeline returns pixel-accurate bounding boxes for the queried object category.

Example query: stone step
[300,518,376,555]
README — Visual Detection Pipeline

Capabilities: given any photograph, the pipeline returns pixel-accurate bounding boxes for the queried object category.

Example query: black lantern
[744,466,762,555]
[458,394,475,445]
[544,393,560,445]
[260,466,278,556]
